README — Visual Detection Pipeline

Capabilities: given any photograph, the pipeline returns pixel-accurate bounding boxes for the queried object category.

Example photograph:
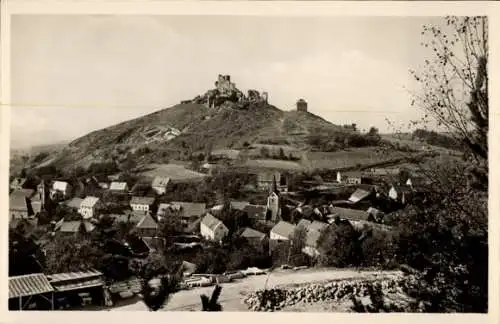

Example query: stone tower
[296,99,308,112]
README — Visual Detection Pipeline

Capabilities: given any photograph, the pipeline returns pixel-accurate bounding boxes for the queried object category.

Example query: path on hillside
[111,268,401,312]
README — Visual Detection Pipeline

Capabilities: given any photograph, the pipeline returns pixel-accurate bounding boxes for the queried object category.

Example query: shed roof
[47,270,104,292]
[271,221,296,239]
[9,273,54,299]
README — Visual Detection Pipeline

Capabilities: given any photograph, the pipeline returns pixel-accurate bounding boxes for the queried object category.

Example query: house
[168,202,207,233]
[130,196,156,213]
[200,214,228,243]
[328,206,370,222]
[109,181,129,194]
[388,185,413,204]
[58,220,95,234]
[111,212,144,225]
[230,201,250,211]
[78,196,103,219]
[10,178,27,191]
[151,177,171,195]
[135,213,158,238]
[9,189,37,220]
[239,227,268,251]
[337,171,363,185]
[270,221,296,241]
[50,181,72,200]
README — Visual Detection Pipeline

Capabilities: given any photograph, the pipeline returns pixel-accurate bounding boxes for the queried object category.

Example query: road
[111,268,401,312]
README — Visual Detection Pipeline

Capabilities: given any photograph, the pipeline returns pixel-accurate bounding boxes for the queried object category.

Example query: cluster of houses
[9,164,432,271]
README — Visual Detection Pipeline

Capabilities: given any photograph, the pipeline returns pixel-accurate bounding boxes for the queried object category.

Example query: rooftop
[109,182,128,191]
[328,207,370,222]
[9,273,54,299]
[240,227,266,239]
[170,202,207,217]
[271,221,296,239]
[80,196,100,208]
[201,213,224,231]
[152,176,171,188]
[130,196,156,206]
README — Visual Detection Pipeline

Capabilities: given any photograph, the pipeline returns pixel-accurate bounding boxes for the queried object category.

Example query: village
[8,149,433,311]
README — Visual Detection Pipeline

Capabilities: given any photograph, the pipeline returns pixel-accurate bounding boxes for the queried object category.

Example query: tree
[317,219,360,267]
[409,17,488,164]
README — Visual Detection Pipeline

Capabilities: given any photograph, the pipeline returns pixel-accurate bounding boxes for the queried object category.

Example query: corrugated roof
[9,273,54,299]
[329,207,370,222]
[271,221,296,239]
[201,213,224,231]
[80,196,100,208]
[130,196,156,205]
[170,202,206,217]
[136,213,158,230]
[48,270,104,292]
[47,270,102,283]
[240,227,266,239]
[109,182,128,191]
[152,176,170,188]
[348,189,372,203]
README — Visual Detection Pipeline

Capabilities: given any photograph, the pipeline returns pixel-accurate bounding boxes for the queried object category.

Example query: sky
[10,15,444,149]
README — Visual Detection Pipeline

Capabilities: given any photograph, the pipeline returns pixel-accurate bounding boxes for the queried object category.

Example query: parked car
[224,271,245,280]
[241,267,266,276]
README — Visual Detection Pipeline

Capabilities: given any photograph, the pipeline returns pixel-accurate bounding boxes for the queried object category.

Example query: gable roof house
[200,213,228,244]
[135,213,158,238]
[78,196,103,219]
[130,196,156,213]
[9,189,37,221]
[337,171,363,184]
[151,177,171,195]
[239,227,268,251]
[58,220,95,235]
[328,207,370,222]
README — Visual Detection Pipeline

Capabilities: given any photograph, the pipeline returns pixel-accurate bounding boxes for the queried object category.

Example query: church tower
[266,175,281,222]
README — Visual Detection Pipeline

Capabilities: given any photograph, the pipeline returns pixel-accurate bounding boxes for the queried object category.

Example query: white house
[151,177,171,195]
[266,190,281,222]
[200,213,228,243]
[50,181,72,200]
[109,181,129,193]
[337,171,362,184]
[130,196,156,213]
[78,196,103,219]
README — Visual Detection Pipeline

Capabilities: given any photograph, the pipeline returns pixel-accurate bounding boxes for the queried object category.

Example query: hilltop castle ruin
[188,74,269,109]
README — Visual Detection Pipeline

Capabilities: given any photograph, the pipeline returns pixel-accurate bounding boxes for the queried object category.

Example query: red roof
[9,273,54,298]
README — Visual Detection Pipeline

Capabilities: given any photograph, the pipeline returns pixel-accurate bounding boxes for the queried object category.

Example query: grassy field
[138,163,207,181]
[304,147,405,170]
